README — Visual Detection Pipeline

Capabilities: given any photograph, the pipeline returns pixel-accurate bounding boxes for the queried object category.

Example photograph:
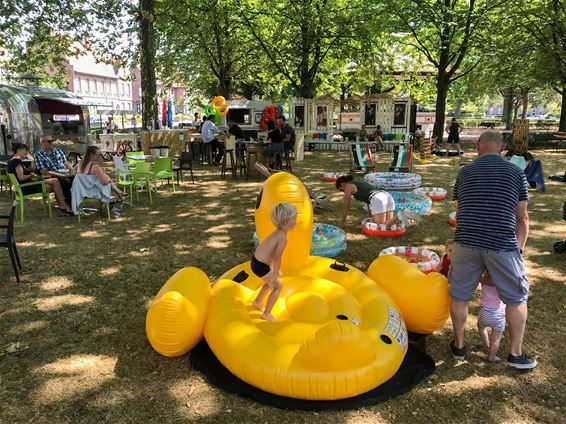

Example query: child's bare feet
[262,313,276,322]
[487,355,501,363]
[252,300,263,311]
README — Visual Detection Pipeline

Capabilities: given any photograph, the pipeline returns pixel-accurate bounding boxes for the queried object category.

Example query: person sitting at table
[77,146,127,199]
[201,114,224,165]
[262,121,284,164]
[227,119,245,142]
[8,143,72,215]
[279,116,296,152]
[72,146,127,215]
[34,135,74,205]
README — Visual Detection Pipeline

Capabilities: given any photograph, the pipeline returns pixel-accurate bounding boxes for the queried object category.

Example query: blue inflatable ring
[390,191,432,215]
[364,172,422,190]
[253,223,346,258]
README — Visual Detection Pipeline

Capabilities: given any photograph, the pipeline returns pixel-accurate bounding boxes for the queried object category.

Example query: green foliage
[237,0,380,98]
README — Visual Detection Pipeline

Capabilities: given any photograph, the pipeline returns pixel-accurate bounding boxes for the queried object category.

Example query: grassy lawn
[0,144,565,423]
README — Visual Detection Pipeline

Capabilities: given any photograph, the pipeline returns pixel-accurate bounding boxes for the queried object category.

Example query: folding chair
[350,143,375,173]
[389,144,413,172]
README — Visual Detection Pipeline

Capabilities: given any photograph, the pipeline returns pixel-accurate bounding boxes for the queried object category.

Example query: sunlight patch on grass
[18,240,60,249]
[8,320,49,335]
[100,267,120,276]
[40,276,74,291]
[206,213,230,221]
[169,378,221,419]
[34,294,95,312]
[206,235,232,249]
[32,354,117,404]
[205,223,243,234]
[152,223,173,233]
[80,230,108,239]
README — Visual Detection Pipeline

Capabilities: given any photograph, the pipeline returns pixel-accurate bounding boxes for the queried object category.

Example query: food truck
[0,84,96,162]
[225,98,273,138]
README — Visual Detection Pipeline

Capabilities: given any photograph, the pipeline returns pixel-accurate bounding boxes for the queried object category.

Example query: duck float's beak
[255,172,313,275]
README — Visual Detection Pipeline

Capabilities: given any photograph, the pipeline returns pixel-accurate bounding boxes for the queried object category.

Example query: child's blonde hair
[271,203,297,228]
[445,238,454,249]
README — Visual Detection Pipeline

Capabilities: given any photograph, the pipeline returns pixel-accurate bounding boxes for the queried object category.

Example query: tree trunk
[560,86,566,132]
[502,91,513,130]
[453,99,462,119]
[521,89,529,119]
[433,76,449,143]
[139,0,158,131]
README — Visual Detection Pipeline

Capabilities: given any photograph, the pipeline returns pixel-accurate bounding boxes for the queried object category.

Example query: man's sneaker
[449,340,468,360]
[507,353,538,370]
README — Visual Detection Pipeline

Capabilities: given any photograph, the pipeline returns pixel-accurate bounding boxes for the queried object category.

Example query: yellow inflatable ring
[206,256,408,400]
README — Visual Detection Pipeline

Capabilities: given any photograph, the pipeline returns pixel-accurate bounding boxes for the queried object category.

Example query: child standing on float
[251,203,297,321]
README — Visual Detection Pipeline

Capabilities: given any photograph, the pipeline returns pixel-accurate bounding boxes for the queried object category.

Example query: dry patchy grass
[0,143,565,423]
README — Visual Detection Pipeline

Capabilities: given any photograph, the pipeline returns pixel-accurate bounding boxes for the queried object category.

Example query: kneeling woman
[335,175,397,227]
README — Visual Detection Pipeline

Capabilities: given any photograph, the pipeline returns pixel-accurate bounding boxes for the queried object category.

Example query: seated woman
[7,143,72,215]
[335,175,398,228]
[262,120,284,163]
[72,146,127,214]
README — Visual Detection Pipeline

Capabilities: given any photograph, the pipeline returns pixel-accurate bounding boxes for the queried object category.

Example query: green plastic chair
[126,151,145,166]
[8,173,53,222]
[153,157,175,192]
[0,169,12,193]
[75,198,111,223]
[133,161,154,205]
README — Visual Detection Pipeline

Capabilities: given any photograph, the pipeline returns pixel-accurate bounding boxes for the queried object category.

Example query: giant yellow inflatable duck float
[146,173,450,401]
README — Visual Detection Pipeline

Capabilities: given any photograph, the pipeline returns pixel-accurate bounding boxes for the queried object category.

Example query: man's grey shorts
[448,242,529,305]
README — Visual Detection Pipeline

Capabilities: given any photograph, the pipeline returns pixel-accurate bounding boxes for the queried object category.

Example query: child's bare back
[250,203,297,321]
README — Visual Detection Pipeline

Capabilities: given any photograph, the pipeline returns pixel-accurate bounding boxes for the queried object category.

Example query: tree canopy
[1,0,565,129]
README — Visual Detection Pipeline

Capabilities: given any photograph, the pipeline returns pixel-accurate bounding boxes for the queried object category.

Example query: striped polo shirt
[453,153,528,251]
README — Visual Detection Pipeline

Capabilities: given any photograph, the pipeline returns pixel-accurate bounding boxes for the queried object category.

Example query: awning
[34,96,112,108]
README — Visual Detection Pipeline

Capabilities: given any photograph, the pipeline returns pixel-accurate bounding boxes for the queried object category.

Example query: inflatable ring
[390,191,432,215]
[253,223,347,258]
[414,187,447,201]
[322,172,346,182]
[361,218,406,237]
[432,150,464,157]
[448,211,457,227]
[379,246,440,274]
[364,172,422,190]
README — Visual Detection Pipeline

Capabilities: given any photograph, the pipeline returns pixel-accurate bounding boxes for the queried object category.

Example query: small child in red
[436,239,454,277]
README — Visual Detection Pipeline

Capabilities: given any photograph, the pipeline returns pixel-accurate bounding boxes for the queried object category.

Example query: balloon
[167,99,173,128]
[212,96,229,117]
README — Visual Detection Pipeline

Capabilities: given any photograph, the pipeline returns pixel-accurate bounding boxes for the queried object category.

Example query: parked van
[0,84,95,163]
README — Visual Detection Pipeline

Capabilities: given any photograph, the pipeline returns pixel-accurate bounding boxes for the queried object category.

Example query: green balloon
[204,103,222,125]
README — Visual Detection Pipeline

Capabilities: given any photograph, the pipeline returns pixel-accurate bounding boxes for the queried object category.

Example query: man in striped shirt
[448,131,537,369]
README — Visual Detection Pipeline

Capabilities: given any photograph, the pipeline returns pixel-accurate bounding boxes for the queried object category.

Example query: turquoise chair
[153,157,175,192]
[8,173,52,222]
